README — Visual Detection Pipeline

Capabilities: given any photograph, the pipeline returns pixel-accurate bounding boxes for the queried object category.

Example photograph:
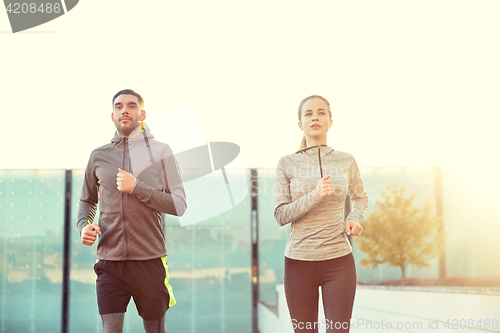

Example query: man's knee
[143,313,166,333]
[101,313,125,333]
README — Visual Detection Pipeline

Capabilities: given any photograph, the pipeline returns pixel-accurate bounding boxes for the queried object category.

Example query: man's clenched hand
[81,223,102,246]
[117,168,136,193]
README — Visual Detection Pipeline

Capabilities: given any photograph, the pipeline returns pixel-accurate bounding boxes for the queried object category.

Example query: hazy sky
[1,0,499,170]
[1,4,500,327]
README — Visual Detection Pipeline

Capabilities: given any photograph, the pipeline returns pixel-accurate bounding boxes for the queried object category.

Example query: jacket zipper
[318,145,323,178]
[122,137,129,258]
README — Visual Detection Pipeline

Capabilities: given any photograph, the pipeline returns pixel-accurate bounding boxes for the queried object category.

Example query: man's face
[111,94,145,137]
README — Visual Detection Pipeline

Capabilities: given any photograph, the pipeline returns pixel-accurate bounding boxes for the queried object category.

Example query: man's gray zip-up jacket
[274,145,368,261]
[77,123,187,260]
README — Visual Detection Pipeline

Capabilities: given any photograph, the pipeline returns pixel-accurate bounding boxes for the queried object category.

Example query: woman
[274,95,369,332]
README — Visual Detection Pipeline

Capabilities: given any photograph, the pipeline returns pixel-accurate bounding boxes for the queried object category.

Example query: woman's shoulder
[276,153,298,169]
[331,149,355,159]
[326,149,358,167]
[276,150,307,165]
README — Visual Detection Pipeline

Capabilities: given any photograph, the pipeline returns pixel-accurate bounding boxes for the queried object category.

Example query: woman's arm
[273,157,322,226]
[345,156,369,223]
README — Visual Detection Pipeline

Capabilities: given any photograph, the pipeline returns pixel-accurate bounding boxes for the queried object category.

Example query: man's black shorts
[94,257,175,321]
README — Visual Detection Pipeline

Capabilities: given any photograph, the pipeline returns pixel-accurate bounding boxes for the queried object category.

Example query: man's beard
[116,122,139,137]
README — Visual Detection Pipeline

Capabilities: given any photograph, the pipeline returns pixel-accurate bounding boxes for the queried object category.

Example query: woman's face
[298,98,333,139]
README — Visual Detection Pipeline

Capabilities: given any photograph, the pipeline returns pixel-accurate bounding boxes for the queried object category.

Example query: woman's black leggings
[284,253,357,332]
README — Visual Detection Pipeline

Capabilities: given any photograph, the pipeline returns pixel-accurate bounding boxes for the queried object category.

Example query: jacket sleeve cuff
[77,219,90,235]
[131,179,154,203]
[345,213,360,223]
[129,179,138,194]
[310,189,321,202]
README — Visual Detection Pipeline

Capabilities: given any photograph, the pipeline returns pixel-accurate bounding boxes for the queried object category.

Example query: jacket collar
[296,144,334,155]
[111,122,154,149]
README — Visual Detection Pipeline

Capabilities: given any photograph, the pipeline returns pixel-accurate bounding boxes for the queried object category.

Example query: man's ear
[141,110,146,121]
[111,112,114,122]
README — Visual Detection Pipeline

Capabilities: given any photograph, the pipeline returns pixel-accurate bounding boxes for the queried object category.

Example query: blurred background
[1,165,499,332]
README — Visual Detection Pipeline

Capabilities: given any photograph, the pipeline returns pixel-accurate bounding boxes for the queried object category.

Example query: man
[77,89,187,333]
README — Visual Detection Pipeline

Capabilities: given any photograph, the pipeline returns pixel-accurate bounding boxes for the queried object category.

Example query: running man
[77,89,186,333]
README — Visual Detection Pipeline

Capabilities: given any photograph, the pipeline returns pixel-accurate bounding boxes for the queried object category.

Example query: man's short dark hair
[112,89,145,110]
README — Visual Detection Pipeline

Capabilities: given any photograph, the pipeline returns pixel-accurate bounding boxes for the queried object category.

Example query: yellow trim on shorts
[161,256,176,308]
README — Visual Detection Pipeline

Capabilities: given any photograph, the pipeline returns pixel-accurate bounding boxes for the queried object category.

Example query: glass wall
[67,169,252,333]
[256,168,288,310]
[1,169,251,333]
[1,167,499,331]
[0,170,65,333]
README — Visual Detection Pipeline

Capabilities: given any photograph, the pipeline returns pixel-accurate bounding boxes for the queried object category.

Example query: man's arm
[77,151,100,241]
[118,147,187,217]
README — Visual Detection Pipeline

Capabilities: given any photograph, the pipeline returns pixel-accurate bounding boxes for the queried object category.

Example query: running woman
[274,95,369,332]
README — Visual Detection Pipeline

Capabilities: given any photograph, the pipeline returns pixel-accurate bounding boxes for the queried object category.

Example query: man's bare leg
[101,313,125,333]
[143,313,166,333]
